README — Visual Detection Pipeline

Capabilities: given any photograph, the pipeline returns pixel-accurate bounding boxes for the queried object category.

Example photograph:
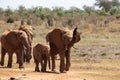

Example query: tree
[5,6,13,17]
[83,5,96,15]
[18,5,26,18]
[0,8,4,18]
[95,0,120,12]
[53,7,65,17]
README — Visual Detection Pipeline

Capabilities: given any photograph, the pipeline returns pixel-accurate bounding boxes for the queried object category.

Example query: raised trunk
[68,27,78,47]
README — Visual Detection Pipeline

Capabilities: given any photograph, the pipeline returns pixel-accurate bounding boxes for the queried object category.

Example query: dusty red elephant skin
[46,27,81,73]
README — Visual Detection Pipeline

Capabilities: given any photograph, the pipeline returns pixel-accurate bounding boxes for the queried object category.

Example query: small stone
[10,77,16,80]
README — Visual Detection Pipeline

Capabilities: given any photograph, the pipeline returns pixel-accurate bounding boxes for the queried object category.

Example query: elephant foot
[52,69,56,72]
[0,62,4,66]
[41,68,46,72]
[19,65,24,69]
[60,70,66,73]
[35,67,40,72]
[7,63,12,68]
[65,67,69,71]
[60,68,66,73]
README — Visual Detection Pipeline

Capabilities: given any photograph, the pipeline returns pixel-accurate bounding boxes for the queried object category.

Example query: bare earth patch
[0,58,120,80]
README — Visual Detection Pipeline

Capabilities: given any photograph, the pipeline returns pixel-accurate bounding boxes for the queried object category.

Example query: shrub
[46,14,54,27]
[101,53,106,56]
[21,19,24,25]
[6,17,14,23]
[27,19,32,25]
[115,53,120,56]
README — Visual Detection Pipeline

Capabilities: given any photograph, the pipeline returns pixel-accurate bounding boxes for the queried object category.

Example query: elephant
[33,43,50,72]
[16,25,33,63]
[46,27,81,73]
[0,29,31,68]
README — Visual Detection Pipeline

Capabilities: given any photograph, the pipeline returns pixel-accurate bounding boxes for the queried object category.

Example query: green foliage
[109,7,120,15]
[6,17,14,23]
[5,6,13,16]
[0,1,120,27]
[97,9,110,16]
[101,53,107,56]
[18,5,26,17]
[67,18,74,27]
[115,53,120,55]
[27,19,32,25]
[53,7,65,17]
[83,5,96,15]
[95,0,120,12]
[21,19,24,25]
[47,15,54,27]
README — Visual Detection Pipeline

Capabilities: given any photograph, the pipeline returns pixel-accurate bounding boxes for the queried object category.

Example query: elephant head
[62,27,81,50]
[18,25,33,43]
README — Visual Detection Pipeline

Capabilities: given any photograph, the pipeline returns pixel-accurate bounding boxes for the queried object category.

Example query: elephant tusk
[73,46,78,49]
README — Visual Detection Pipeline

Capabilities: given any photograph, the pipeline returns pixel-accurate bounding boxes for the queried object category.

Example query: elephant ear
[17,32,22,38]
[61,31,66,40]
[17,32,23,39]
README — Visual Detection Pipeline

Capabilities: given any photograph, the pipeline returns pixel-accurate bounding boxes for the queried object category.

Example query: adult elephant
[0,29,31,68]
[46,27,81,73]
[17,25,33,63]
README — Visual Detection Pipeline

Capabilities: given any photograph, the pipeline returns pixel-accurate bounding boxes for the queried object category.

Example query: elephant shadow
[32,70,61,74]
[0,66,9,68]
[45,71,61,74]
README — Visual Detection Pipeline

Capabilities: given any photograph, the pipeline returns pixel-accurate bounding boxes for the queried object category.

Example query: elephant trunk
[69,27,78,47]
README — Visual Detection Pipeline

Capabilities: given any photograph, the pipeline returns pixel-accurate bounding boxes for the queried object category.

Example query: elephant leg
[41,59,47,72]
[25,47,31,63]
[17,50,24,69]
[51,54,56,71]
[59,51,65,73]
[16,52,19,63]
[0,47,7,66]
[65,50,71,71]
[35,60,40,72]
[16,50,25,63]
[23,52,26,63]
[41,60,44,72]
[7,52,13,68]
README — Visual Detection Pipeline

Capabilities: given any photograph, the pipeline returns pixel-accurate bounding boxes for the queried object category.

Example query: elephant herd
[0,25,81,73]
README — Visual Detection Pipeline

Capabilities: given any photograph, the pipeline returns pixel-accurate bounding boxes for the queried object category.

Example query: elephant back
[35,43,50,54]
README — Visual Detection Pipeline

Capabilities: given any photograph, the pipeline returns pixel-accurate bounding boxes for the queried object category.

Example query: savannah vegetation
[0,0,120,80]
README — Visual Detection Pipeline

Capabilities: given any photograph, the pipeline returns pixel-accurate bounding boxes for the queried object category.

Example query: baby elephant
[33,43,50,72]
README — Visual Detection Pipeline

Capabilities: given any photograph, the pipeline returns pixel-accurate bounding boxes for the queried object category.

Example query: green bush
[21,19,24,25]
[101,53,106,56]
[6,17,14,23]
[27,19,32,25]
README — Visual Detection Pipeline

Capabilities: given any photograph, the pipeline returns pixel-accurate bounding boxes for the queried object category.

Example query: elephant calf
[33,43,50,72]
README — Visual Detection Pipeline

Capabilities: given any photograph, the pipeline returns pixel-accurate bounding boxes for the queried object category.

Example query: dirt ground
[1,67,120,80]
[0,57,120,80]
[1,45,120,80]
